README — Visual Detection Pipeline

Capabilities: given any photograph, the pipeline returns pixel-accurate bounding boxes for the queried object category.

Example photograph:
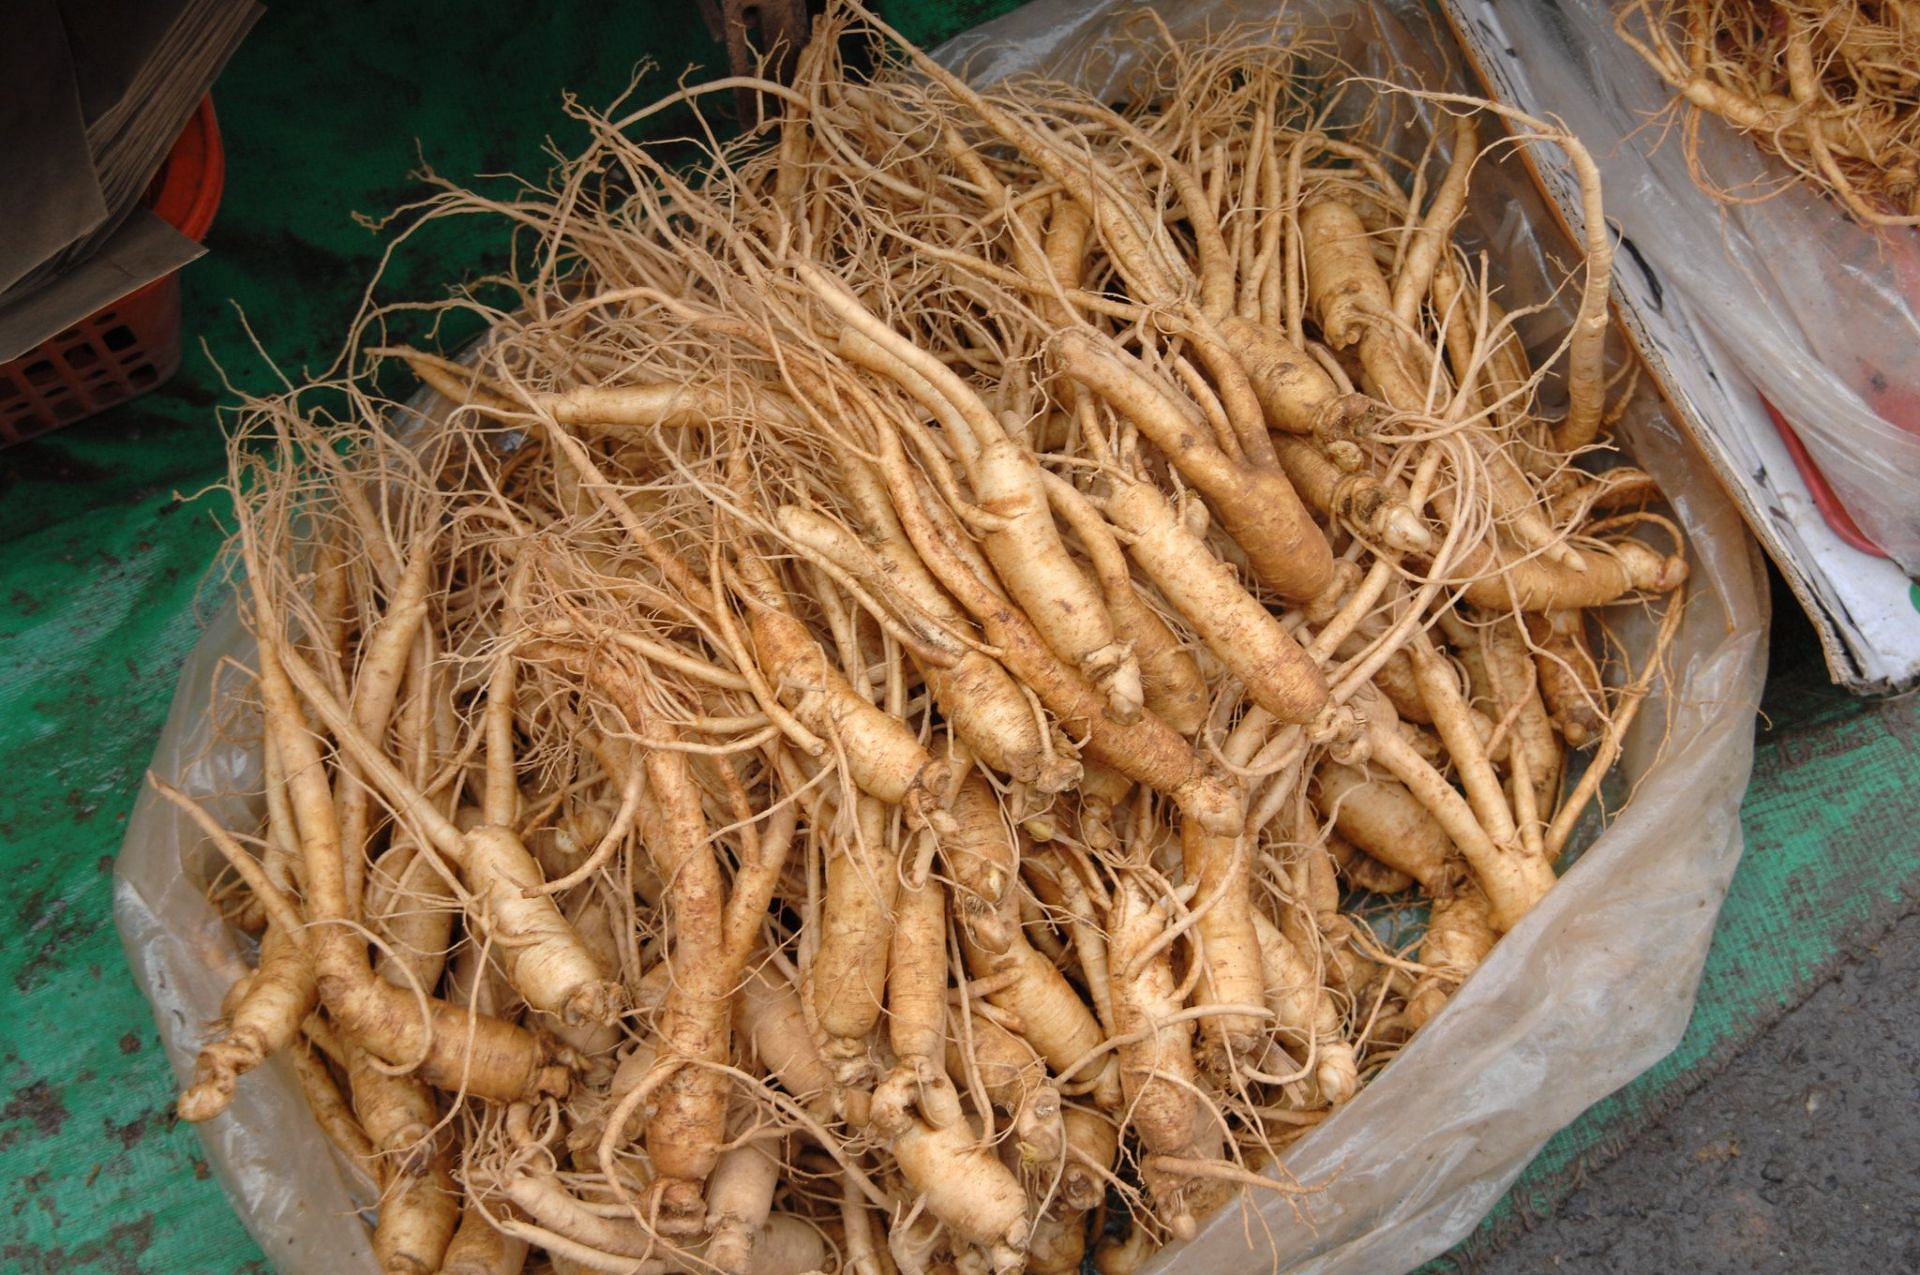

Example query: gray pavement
[1469,910,1920,1274]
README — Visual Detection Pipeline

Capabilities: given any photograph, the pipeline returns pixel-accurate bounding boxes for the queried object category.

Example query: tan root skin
[178,924,315,1123]
[190,8,1691,1265]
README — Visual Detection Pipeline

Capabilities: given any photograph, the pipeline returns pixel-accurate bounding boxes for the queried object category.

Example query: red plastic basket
[0,96,225,447]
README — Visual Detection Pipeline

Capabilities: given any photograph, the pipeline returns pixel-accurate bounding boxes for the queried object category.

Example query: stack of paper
[0,0,260,362]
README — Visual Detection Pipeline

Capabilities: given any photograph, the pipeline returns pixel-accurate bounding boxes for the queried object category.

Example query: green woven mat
[4,3,1916,1271]
[1424,586,1920,1271]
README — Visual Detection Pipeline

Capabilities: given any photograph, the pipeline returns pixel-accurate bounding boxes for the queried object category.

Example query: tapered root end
[1381,506,1433,555]
[1404,985,1451,1032]
[1556,715,1597,749]
[177,1033,266,1123]
[1317,1042,1360,1106]
[1615,541,1689,595]
[1550,541,1589,573]
[177,1075,236,1124]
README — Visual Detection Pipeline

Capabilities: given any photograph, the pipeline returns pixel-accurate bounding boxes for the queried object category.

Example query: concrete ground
[1470,908,1920,1273]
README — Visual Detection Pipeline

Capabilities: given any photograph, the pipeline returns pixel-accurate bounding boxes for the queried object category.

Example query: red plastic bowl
[0,96,226,446]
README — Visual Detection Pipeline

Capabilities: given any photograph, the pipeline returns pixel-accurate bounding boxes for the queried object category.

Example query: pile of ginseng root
[162,7,1691,1274]
[1617,0,1920,225]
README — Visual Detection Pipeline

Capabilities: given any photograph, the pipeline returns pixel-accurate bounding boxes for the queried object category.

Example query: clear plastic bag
[1446,0,1920,575]
[116,605,381,1272]
[115,3,1769,1271]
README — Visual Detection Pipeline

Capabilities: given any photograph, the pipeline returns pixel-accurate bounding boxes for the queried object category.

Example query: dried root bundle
[166,4,1688,1271]
[1618,0,1920,224]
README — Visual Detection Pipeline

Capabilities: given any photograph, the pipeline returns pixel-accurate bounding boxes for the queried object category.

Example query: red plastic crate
[0,96,225,447]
